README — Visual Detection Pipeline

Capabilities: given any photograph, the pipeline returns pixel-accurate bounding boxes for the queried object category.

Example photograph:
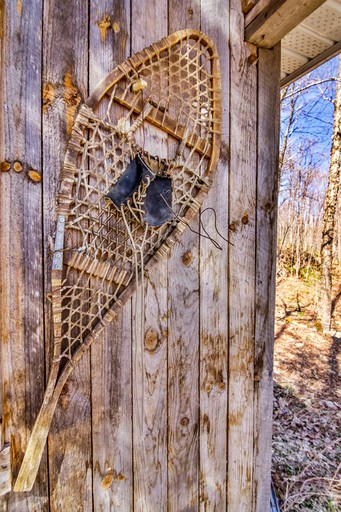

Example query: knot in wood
[180,417,189,426]
[98,15,112,42]
[144,328,159,352]
[204,382,213,393]
[98,17,111,29]
[0,161,11,172]
[241,213,249,224]
[28,169,42,182]
[101,468,114,490]
[13,161,23,172]
[112,22,120,33]
[181,250,192,266]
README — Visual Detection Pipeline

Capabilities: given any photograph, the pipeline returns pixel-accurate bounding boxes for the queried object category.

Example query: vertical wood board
[228,0,257,509]
[200,1,229,511]
[131,3,168,511]
[42,1,92,510]
[167,2,201,511]
[89,2,133,510]
[0,1,48,510]
[253,43,280,512]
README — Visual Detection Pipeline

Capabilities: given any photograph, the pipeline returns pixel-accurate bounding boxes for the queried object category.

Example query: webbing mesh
[54,33,221,360]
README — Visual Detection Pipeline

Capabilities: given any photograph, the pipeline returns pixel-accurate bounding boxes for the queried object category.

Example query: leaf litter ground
[273,271,341,511]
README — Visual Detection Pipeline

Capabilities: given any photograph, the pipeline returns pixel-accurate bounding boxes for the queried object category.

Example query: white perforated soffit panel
[281,47,309,75]
[303,0,341,41]
[280,0,341,82]
[282,26,333,60]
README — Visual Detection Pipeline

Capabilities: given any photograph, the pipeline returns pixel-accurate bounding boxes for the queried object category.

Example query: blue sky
[281,54,340,175]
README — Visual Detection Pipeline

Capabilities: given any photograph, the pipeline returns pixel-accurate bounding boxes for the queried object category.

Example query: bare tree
[319,56,341,331]
[278,60,339,279]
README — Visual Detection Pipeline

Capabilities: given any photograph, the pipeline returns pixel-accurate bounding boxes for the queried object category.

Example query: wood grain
[245,0,326,48]
[131,2,168,511]
[91,311,133,511]
[0,446,11,497]
[242,0,258,14]
[0,0,48,509]
[228,0,257,509]
[253,43,280,512]
[0,1,284,509]
[200,1,229,510]
[167,235,200,512]
[42,1,91,509]
[89,2,133,510]
[167,2,200,511]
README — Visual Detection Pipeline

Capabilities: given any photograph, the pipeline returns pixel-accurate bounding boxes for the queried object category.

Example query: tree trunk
[320,57,341,331]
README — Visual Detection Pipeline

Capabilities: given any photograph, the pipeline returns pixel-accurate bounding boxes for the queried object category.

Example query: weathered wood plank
[133,271,168,512]
[253,43,280,512]
[245,0,326,48]
[200,2,229,510]
[42,1,91,509]
[0,445,11,497]
[0,0,48,509]
[167,2,200,511]
[89,3,133,510]
[242,0,258,15]
[228,0,257,509]
[131,3,168,510]
[244,0,277,25]
[91,312,133,510]
[0,180,4,502]
[0,1,282,509]
[167,237,200,512]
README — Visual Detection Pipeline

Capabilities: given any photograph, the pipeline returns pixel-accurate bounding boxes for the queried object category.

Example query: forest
[272,55,341,511]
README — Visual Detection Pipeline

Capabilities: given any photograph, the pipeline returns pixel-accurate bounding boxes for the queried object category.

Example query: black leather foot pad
[106,155,155,207]
[143,177,173,227]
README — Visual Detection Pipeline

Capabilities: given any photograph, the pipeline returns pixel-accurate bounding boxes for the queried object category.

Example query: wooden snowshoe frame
[14,28,221,492]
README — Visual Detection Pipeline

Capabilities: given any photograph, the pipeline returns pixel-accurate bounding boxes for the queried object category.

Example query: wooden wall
[0,0,280,510]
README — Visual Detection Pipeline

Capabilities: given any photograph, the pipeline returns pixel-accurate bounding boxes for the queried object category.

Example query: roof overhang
[244,0,341,87]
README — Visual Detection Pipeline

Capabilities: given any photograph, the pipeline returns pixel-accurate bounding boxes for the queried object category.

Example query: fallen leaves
[273,274,341,511]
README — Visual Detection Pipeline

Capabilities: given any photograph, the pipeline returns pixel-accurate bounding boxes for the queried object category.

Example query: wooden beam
[245,0,327,48]
[242,0,258,14]
[281,40,341,87]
